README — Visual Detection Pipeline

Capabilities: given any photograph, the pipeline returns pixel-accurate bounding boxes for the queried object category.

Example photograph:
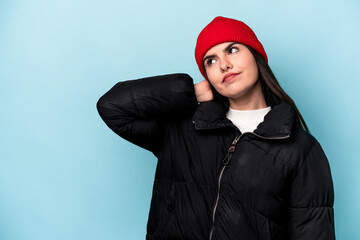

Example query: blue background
[1,0,359,239]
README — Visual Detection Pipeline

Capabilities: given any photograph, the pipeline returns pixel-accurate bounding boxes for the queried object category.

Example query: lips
[223,72,241,83]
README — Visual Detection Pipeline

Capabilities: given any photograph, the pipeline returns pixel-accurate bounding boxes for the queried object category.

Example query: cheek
[248,67,258,82]
[207,77,225,93]
[206,68,215,80]
[247,57,259,80]
[206,70,220,86]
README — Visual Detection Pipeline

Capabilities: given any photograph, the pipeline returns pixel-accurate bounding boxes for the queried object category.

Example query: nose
[220,57,232,72]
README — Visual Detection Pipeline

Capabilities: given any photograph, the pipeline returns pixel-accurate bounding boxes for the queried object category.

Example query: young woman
[97,16,335,240]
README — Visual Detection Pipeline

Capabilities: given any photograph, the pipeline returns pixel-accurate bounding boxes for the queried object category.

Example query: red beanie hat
[195,16,268,80]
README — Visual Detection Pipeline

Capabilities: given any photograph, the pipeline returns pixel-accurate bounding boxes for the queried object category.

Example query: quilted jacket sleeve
[96,73,198,156]
[287,140,336,239]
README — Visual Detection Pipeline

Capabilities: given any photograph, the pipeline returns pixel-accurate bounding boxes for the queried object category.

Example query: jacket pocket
[252,209,287,240]
[159,182,179,238]
[252,210,271,240]
[148,179,176,238]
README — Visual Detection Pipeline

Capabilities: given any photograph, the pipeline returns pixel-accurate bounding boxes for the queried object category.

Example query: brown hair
[203,44,310,132]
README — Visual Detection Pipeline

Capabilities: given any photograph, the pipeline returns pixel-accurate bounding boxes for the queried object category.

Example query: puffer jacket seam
[287,140,319,207]
[246,205,285,238]
[247,140,296,170]
[243,203,271,222]
[291,139,318,182]
[173,180,212,187]
[130,81,141,116]
[287,205,333,209]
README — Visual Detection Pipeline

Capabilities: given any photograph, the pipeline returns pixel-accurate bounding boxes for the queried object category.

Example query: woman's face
[203,41,261,101]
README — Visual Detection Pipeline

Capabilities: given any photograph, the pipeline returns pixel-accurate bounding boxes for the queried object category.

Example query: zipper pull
[228,145,236,152]
[222,145,236,165]
[222,134,240,166]
[222,152,230,165]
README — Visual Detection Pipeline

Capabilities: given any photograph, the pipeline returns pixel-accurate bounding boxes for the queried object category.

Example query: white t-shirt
[226,106,271,133]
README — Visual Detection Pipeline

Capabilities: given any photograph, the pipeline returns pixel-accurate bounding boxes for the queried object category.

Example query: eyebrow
[203,42,238,64]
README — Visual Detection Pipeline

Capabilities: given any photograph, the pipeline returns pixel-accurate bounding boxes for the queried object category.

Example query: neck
[228,81,268,110]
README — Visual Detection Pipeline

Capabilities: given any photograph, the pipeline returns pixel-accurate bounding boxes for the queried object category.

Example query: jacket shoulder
[284,126,325,171]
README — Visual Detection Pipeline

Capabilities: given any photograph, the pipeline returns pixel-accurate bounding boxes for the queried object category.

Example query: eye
[228,46,239,54]
[206,58,216,66]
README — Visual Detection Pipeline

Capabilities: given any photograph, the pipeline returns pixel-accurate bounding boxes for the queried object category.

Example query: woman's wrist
[194,80,214,102]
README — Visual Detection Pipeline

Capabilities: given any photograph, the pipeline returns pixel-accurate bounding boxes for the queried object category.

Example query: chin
[221,90,247,99]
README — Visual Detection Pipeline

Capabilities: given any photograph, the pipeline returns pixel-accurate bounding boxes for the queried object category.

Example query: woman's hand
[194,79,214,102]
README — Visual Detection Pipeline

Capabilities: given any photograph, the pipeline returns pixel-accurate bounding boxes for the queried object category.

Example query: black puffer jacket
[96,73,335,240]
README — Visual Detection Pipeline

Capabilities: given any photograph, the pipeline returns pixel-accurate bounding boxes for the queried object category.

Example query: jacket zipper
[208,132,290,240]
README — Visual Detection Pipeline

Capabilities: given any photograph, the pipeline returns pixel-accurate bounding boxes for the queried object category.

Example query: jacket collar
[192,99,297,138]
